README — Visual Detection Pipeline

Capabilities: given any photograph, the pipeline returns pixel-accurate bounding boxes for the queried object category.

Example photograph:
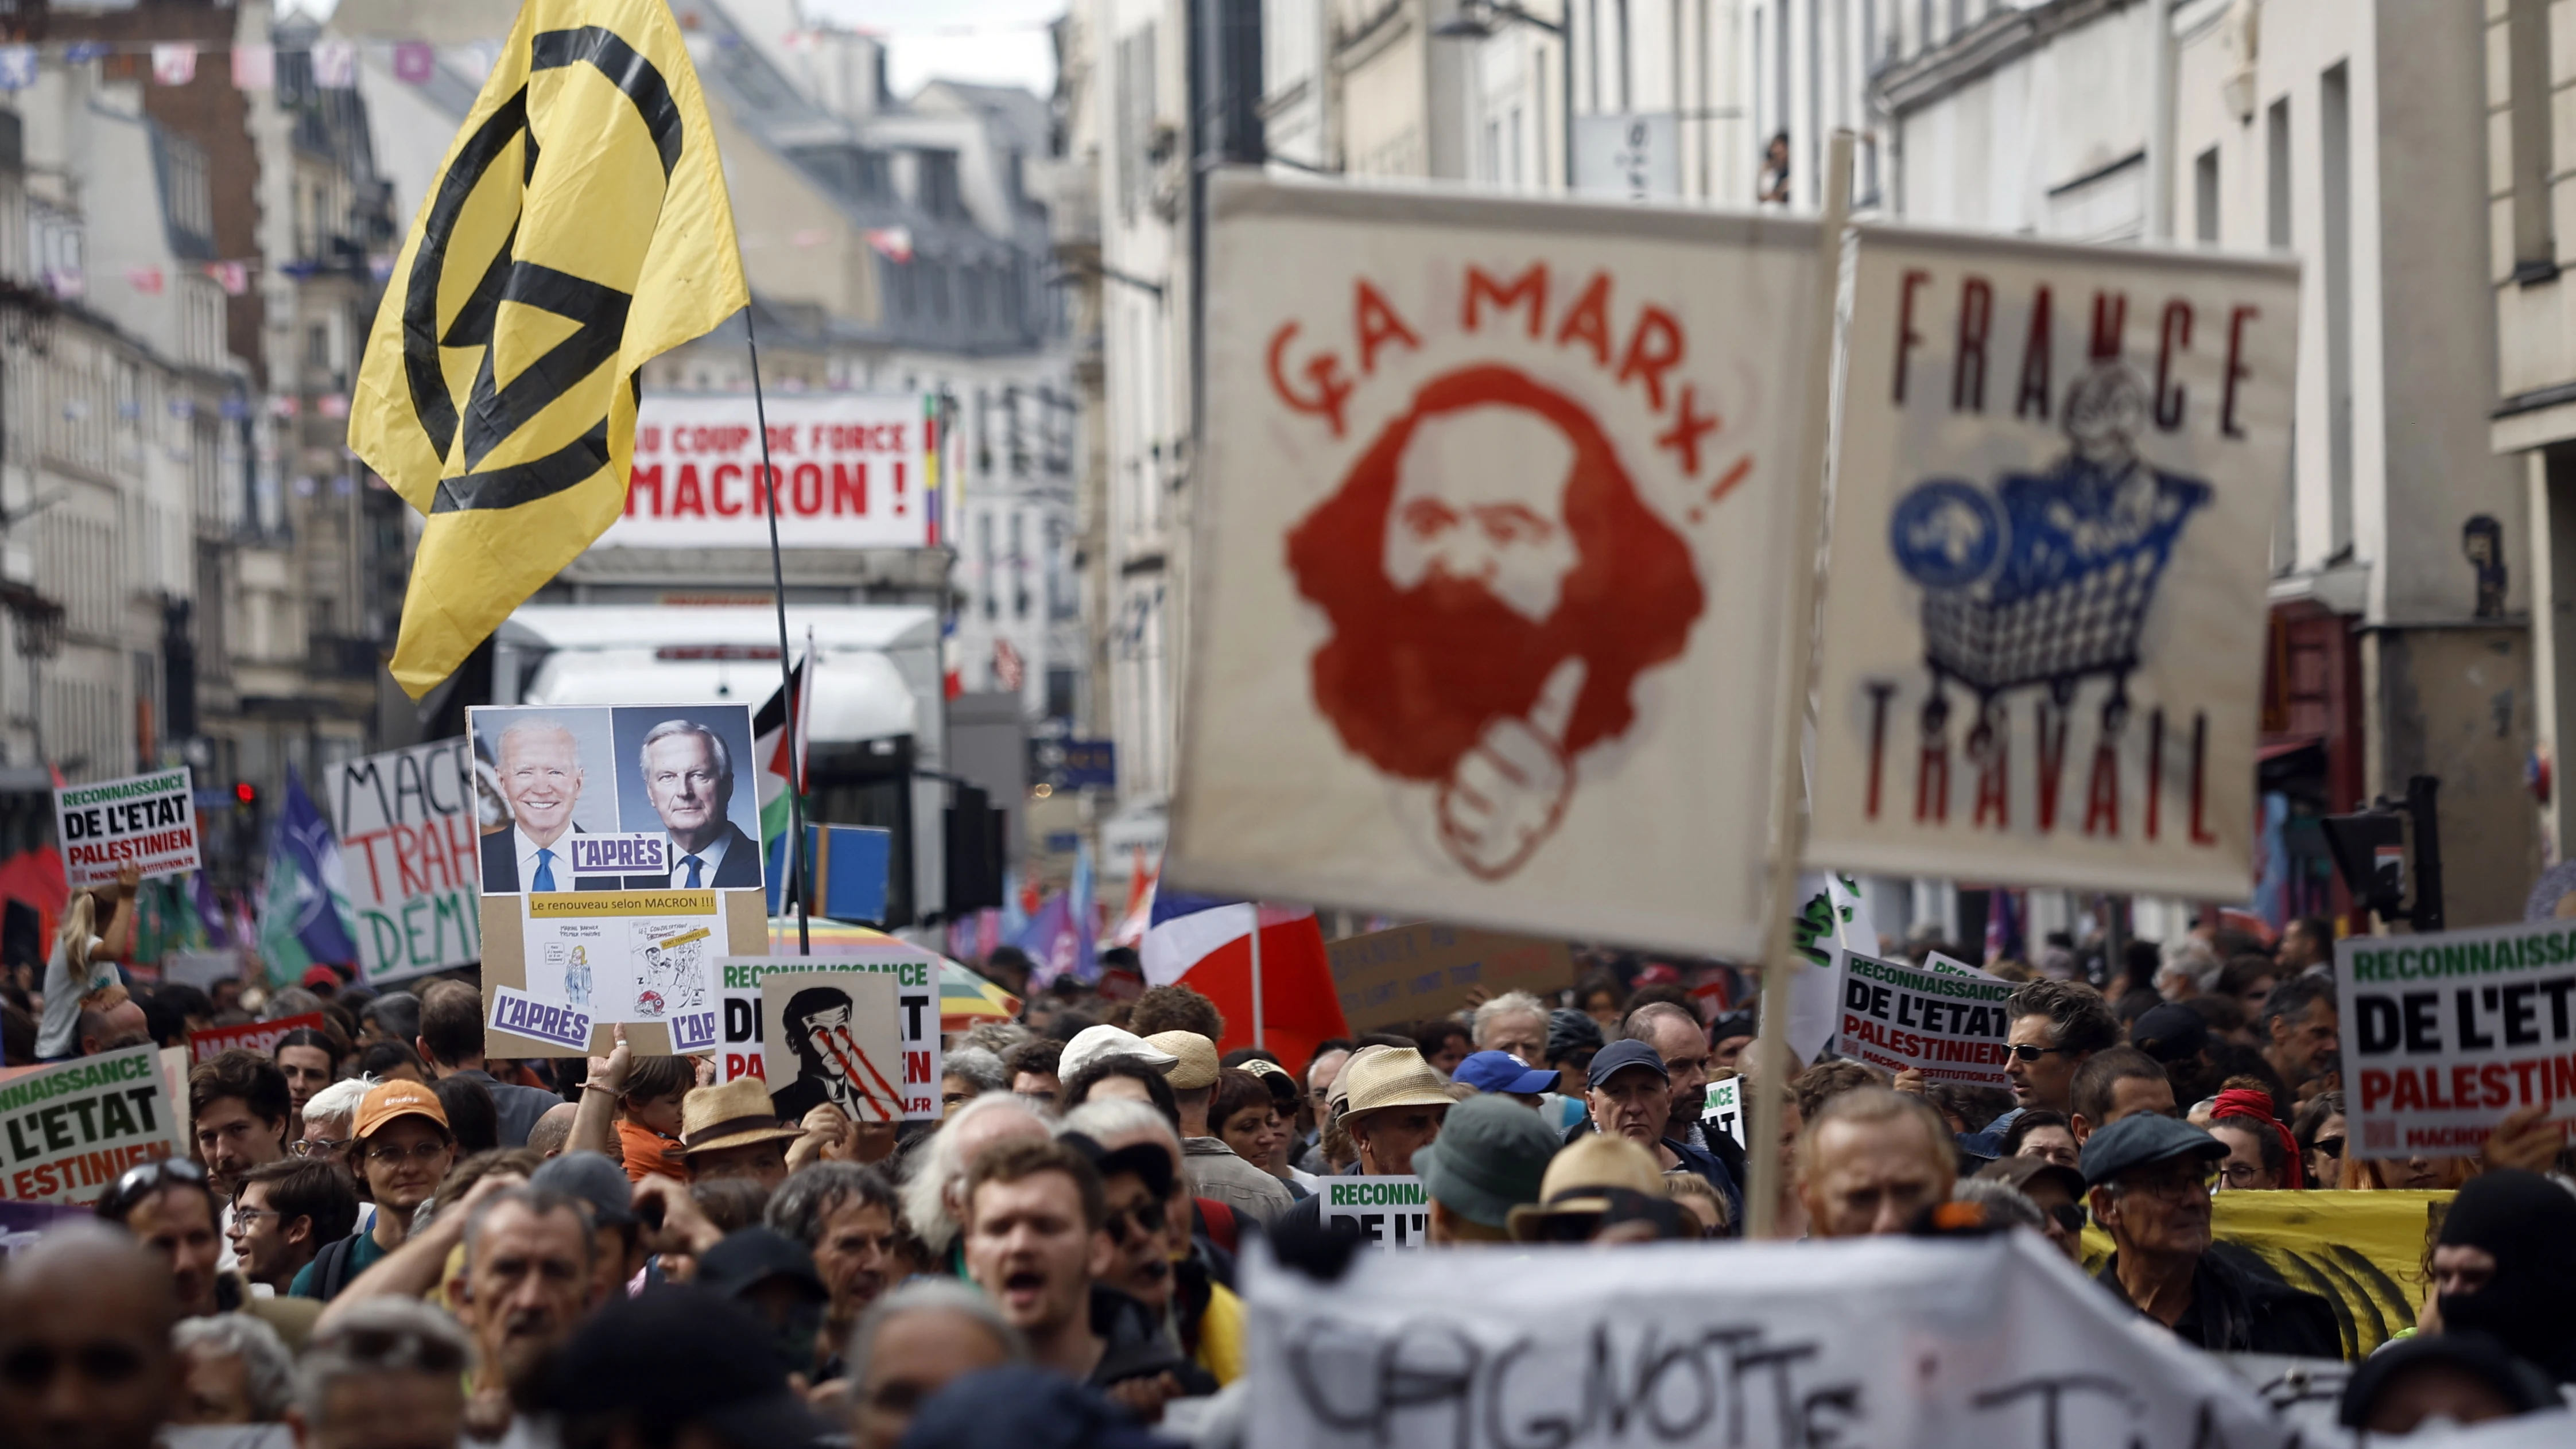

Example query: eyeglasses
[99,1157,208,1219]
[2007,1044,2079,1063]
[332,1326,469,1378]
[2217,1163,2271,1190]
[293,1136,350,1158]
[2310,1136,2345,1161]
[1101,1198,1168,1247]
[362,1140,452,1167]
[2113,1165,2218,1203]
[229,1205,284,1229]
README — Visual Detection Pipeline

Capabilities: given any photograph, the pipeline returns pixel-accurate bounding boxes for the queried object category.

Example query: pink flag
[152,44,197,87]
[231,44,274,91]
[393,43,434,84]
[125,267,165,295]
[312,40,358,90]
[204,261,248,296]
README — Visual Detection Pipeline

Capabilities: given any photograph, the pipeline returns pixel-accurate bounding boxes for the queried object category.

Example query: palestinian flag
[753,640,814,853]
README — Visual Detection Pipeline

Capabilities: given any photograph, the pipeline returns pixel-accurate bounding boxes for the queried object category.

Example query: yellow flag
[351,0,749,697]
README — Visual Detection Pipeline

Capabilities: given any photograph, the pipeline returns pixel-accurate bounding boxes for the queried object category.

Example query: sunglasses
[2046,1203,2086,1235]
[1102,1198,1169,1246]
[2007,1044,2079,1064]
[99,1157,208,1218]
[2311,1136,2345,1160]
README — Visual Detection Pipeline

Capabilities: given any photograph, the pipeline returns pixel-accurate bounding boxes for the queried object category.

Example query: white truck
[490,603,952,924]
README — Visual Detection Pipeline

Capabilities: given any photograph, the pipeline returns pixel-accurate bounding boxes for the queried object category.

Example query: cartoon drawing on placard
[548,943,593,1013]
[634,920,713,1019]
[1888,362,2210,760]
[764,973,904,1124]
[1286,366,1704,882]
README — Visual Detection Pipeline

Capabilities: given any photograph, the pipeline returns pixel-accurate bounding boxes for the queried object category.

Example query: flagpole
[1248,904,1265,1051]
[744,304,811,957]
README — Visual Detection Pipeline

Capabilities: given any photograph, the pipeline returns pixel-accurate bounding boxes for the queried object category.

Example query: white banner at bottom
[1247,1233,2310,1449]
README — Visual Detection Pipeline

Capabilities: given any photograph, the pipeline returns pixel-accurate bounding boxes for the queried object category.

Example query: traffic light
[232,780,257,808]
[2320,775,2443,933]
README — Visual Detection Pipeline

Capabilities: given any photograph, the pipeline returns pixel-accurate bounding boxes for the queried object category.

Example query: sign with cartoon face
[1806,227,2299,898]
[1171,174,1824,955]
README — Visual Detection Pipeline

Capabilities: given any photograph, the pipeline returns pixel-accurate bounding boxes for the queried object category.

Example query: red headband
[2209,1087,2303,1190]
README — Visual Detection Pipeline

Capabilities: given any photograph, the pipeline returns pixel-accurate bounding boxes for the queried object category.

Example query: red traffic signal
[232,780,257,806]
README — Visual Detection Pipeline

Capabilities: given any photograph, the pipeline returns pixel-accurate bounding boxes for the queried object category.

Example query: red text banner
[604,394,929,550]
[187,1012,326,1063]
[335,739,481,984]
[1805,227,2299,899]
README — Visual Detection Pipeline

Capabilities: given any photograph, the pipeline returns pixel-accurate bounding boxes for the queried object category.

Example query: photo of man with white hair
[475,715,614,894]
[619,716,763,889]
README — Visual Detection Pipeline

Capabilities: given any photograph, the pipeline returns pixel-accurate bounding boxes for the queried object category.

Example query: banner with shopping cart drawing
[1805,227,2298,899]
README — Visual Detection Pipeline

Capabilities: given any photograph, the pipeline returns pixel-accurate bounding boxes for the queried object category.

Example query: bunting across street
[350,0,751,697]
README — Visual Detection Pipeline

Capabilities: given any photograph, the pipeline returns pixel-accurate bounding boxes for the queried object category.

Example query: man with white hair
[2155,938,2223,1003]
[170,1314,294,1424]
[1472,992,1550,1069]
[293,1075,376,1229]
[844,1280,1029,1449]
[289,1297,473,1449]
[900,1093,1053,1276]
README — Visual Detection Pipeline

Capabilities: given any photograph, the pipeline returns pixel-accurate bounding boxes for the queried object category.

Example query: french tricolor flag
[1141,888,1349,1073]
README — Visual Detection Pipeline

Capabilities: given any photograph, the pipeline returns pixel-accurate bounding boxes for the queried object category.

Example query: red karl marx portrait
[1286,364,1705,880]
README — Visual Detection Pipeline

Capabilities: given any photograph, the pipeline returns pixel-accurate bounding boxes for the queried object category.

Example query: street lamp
[1431,0,1574,196]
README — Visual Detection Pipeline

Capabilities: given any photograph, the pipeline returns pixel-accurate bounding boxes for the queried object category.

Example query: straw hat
[1142,1031,1220,1090]
[1505,1133,1666,1241]
[678,1079,806,1156]
[1339,1047,1455,1120]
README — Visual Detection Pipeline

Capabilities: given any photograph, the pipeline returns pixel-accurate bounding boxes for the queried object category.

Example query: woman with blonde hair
[34,862,138,1060]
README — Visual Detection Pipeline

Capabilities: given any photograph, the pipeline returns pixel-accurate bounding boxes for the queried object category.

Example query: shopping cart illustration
[1887,364,2211,753]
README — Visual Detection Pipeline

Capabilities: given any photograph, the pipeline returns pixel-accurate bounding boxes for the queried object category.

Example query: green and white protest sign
[2337,917,2576,1159]
[55,768,200,888]
[1317,1175,1429,1248]
[1701,1076,1744,1148]
[716,950,942,1121]
[1833,949,2015,1086]
[0,1045,185,1206]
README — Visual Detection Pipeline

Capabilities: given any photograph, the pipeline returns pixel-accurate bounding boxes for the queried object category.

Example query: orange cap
[354,1079,450,1140]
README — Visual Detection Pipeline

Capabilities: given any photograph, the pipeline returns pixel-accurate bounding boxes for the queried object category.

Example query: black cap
[1060,1131,1176,1199]
[1706,1011,1758,1044]
[1977,1153,2087,1203]
[693,1228,827,1306]
[2129,1004,2209,1065]
[533,1284,834,1449]
[1546,1009,1604,1062]
[2338,1330,2562,1428]
[1585,1039,1669,1090]
[2078,1113,2225,1188]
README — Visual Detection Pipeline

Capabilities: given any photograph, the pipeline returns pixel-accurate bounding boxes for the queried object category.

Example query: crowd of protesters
[5,873,2576,1447]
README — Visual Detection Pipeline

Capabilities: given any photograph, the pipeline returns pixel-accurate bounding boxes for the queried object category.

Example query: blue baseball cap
[1585,1038,1671,1090]
[1453,1050,1560,1096]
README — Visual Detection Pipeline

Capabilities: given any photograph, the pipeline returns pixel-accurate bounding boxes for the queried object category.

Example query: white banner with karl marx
[1170,173,1824,955]
[1806,227,2299,898]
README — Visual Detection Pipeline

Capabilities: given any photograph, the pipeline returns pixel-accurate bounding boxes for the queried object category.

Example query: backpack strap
[313,1234,359,1302]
